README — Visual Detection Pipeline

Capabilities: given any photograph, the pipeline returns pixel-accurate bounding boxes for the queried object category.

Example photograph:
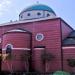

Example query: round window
[36,33,44,41]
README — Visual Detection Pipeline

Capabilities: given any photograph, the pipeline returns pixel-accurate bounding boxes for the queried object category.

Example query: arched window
[27,13,31,16]
[6,44,13,54]
[37,12,41,16]
[47,13,50,17]
[21,15,23,18]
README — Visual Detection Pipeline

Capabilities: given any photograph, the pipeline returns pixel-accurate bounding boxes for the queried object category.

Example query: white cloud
[0,0,12,16]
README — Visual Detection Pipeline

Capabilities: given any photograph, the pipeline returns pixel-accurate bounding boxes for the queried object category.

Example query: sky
[0,0,75,29]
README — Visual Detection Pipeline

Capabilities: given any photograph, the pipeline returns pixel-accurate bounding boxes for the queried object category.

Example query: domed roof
[20,4,56,15]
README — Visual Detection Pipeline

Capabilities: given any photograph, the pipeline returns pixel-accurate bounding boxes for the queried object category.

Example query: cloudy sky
[0,0,75,29]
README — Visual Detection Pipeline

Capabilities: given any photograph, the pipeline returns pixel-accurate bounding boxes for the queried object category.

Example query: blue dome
[20,4,56,15]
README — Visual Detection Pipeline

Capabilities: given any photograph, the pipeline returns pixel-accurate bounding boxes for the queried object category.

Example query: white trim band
[62,47,75,49]
[2,48,31,50]
[34,48,45,50]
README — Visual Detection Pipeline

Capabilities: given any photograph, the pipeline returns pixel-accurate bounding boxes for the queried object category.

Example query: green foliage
[6,53,12,60]
[21,53,31,61]
[67,59,75,67]
[53,71,70,75]
[41,52,54,61]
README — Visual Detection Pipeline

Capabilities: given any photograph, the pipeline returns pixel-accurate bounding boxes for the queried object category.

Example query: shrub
[67,59,75,67]
[53,71,70,75]
[41,52,54,61]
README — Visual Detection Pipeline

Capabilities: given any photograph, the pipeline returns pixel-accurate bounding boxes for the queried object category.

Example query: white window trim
[35,33,44,41]
[5,44,13,49]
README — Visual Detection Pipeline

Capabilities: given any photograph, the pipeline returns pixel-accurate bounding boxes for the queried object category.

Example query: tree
[41,50,55,72]
[41,51,54,62]
[20,53,30,61]
[20,52,31,72]
[53,71,70,75]
[67,59,75,67]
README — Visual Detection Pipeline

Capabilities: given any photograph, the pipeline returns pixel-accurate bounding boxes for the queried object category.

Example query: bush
[53,71,70,75]
[67,59,75,67]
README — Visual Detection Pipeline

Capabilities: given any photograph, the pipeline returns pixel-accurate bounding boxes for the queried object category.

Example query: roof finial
[36,1,39,4]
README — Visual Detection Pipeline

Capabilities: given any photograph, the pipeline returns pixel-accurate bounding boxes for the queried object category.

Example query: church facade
[0,4,75,73]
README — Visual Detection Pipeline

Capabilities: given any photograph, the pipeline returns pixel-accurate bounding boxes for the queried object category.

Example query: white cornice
[0,17,58,26]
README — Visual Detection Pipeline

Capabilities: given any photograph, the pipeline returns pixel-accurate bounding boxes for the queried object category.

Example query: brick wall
[63,47,75,73]
[0,18,73,72]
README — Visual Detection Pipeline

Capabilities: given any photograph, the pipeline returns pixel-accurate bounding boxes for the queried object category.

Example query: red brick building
[0,4,75,73]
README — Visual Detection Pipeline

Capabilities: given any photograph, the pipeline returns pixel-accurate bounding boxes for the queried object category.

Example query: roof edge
[0,17,59,26]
